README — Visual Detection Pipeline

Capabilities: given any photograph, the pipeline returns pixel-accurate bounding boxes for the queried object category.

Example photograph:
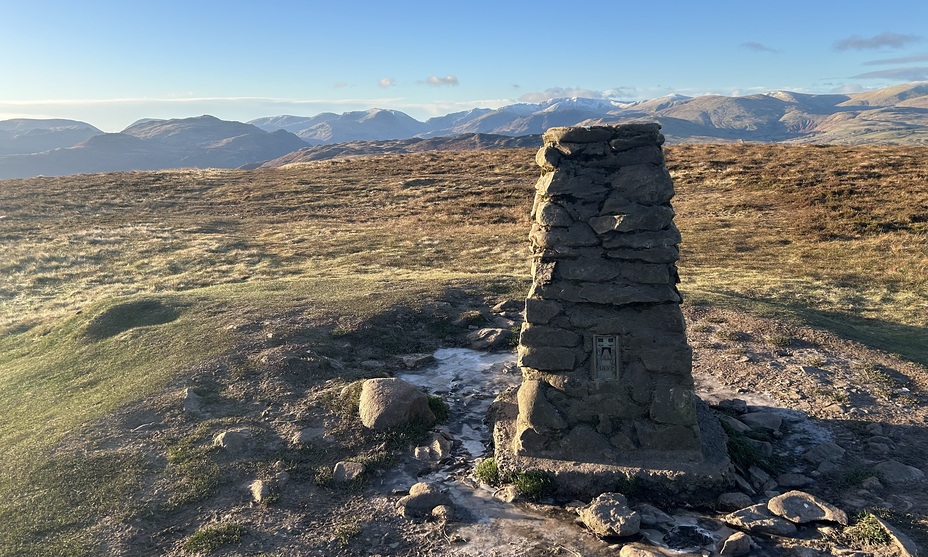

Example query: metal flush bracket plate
[593,335,620,380]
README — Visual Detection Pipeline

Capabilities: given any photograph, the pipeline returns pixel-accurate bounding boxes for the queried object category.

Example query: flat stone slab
[724,504,797,537]
[767,490,848,525]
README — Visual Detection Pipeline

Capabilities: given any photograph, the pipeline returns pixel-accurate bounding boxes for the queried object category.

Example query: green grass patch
[428,395,450,424]
[185,523,248,553]
[843,511,891,546]
[474,457,501,486]
[511,469,557,501]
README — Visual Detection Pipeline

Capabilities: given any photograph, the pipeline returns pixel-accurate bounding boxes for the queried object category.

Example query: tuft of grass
[765,334,792,348]
[720,421,784,475]
[511,469,557,501]
[474,457,501,486]
[164,436,223,510]
[428,395,450,424]
[844,512,891,546]
[185,523,248,553]
[333,518,362,547]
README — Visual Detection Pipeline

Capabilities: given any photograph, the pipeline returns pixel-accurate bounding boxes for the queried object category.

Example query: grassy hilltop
[0,144,927,554]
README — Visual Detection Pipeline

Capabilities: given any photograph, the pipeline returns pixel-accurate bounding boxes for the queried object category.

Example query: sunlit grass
[0,143,926,553]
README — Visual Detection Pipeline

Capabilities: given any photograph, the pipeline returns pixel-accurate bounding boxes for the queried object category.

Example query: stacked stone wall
[514,123,702,462]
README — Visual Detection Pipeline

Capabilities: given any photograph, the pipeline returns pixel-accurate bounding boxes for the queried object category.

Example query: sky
[2,0,927,132]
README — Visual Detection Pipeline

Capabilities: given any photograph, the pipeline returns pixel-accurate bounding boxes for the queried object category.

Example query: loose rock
[873,460,925,486]
[358,378,435,431]
[718,492,754,511]
[578,492,641,538]
[213,429,250,452]
[397,482,453,519]
[767,490,848,525]
[466,327,514,350]
[332,461,365,483]
[719,531,752,556]
[724,504,797,536]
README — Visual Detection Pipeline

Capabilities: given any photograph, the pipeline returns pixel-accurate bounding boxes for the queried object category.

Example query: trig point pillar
[494,124,728,497]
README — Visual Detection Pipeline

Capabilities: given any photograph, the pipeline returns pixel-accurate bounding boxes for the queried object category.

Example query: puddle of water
[392,348,619,556]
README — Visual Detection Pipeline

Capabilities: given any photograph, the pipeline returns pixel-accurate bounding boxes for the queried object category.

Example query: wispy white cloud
[333,82,352,88]
[852,67,928,80]
[421,75,460,86]
[864,53,928,65]
[378,77,397,88]
[741,42,778,53]
[835,32,922,51]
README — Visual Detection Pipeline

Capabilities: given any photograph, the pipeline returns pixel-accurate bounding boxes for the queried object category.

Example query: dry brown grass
[1,143,927,555]
[2,144,925,355]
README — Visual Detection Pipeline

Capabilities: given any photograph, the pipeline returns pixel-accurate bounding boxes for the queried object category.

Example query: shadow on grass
[688,289,928,367]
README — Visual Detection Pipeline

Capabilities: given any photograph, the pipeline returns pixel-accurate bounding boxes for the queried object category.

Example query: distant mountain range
[3,82,928,179]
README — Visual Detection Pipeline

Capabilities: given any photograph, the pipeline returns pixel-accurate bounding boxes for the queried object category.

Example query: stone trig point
[494,123,729,498]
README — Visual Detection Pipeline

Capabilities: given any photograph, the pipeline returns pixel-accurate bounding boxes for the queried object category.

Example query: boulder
[358,378,435,431]
[873,460,925,486]
[578,492,641,538]
[767,490,848,525]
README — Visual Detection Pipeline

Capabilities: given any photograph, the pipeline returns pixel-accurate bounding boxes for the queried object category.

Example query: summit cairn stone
[494,124,729,498]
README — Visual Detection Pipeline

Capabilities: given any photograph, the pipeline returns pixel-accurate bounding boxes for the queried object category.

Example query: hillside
[0,118,102,156]
[4,83,928,179]
[0,116,307,179]
[1,145,927,555]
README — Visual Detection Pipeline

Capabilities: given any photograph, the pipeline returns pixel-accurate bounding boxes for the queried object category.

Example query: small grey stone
[293,427,326,445]
[249,479,271,503]
[739,411,783,432]
[619,543,665,557]
[719,531,752,556]
[716,398,748,414]
[397,482,452,519]
[213,429,250,452]
[776,473,813,488]
[399,353,435,369]
[635,503,674,527]
[333,461,365,483]
[182,388,204,414]
[718,414,751,434]
[431,504,455,522]
[802,442,845,464]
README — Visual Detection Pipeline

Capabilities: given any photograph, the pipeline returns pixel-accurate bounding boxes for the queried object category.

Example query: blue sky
[2,0,927,131]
